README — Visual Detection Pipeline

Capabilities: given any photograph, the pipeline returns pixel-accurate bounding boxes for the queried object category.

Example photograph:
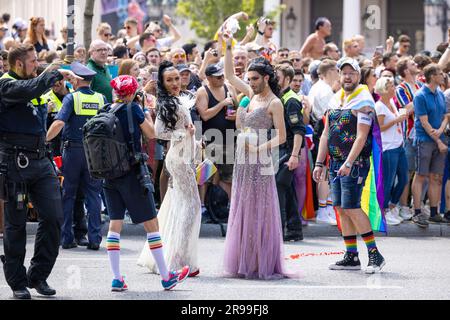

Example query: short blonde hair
[374,76,394,95]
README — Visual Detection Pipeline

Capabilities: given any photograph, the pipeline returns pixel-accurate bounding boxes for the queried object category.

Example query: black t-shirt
[202,85,236,145]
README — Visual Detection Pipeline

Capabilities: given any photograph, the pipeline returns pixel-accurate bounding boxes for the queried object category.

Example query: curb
[24,220,450,238]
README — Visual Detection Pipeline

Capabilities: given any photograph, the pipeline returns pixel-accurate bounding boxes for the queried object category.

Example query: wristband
[315,163,324,168]
[258,30,264,35]
[291,154,299,158]
[226,45,232,50]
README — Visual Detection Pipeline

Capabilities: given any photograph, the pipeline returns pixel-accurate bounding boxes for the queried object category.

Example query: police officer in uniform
[44,79,90,247]
[275,64,306,242]
[47,62,107,251]
[0,44,80,299]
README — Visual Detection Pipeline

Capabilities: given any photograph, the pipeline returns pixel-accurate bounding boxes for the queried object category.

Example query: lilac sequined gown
[223,103,285,280]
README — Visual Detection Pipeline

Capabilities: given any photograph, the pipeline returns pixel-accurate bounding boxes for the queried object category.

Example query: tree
[84,0,96,49]
[176,0,283,40]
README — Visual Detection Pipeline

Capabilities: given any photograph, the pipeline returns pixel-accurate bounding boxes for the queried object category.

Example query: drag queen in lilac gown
[223,37,287,280]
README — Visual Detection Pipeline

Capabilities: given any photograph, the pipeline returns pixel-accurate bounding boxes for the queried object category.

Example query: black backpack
[82,103,133,180]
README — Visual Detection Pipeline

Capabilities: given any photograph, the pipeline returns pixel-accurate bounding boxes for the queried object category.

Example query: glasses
[291,58,301,62]
[104,33,112,37]
[154,29,163,33]
[95,48,108,53]
[341,72,359,78]
[173,54,186,59]
[125,26,132,30]
[279,53,289,58]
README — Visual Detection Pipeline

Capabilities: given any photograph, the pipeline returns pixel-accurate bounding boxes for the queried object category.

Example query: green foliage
[176,0,285,40]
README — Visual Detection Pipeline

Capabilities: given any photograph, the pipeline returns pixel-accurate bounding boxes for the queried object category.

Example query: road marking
[219,285,403,289]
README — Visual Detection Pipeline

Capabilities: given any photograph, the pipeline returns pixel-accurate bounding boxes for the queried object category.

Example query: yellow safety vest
[281,89,304,115]
[1,72,46,106]
[42,88,74,113]
[72,91,105,116]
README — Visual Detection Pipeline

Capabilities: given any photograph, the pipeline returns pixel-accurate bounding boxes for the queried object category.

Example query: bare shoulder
[268,97,283,113]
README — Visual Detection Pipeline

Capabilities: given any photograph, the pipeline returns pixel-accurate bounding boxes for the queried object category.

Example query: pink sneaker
[161,266,190,290]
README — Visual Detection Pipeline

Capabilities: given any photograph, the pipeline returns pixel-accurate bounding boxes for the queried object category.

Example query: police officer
[46,62,107,251]
[0,44,80,299]
[275,64,306,242]
[44,78,90,247]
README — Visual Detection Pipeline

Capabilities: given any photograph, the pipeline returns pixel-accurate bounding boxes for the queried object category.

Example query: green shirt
[86,58,113,103]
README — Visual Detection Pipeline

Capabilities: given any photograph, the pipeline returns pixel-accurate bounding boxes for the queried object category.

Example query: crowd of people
[1,10,450,298]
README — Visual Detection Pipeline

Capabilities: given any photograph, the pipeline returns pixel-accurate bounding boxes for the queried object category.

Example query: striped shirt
[395,81,423,139]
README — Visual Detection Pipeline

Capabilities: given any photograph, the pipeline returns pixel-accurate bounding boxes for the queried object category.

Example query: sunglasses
[173,54,186,59]
[104,33,112,37]
[279,53,289,57]
[291,58,301,62]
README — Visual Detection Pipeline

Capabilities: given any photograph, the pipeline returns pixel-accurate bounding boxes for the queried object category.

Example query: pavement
[1,234,449,301]
[24,218,450,238]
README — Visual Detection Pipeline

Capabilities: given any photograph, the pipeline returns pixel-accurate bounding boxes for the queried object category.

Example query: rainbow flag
[334,85,386,233]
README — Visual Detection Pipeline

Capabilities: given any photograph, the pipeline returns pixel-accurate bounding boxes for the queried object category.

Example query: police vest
[72,91,105,116]
[281,90,303,114]
[1,72,46,107]
[42,88,74,113]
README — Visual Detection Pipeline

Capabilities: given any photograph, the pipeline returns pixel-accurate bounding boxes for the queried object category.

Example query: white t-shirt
[308,79,334,122]
[375,99,404,151]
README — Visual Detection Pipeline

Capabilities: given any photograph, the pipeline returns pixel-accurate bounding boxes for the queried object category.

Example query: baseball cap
[176,64,191,73]
[12,19,27,31]
[309,60,321,78]
[205,63,224,77]
[337,57,361,74]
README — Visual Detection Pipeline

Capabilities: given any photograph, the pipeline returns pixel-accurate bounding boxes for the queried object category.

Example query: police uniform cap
[70,61,97,81]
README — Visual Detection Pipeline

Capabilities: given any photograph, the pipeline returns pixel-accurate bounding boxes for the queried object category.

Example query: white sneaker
[399,206,413,221]
[390,206,404,222]
[385,209,401,225]
[422,205,430,218]
[326,206,338,225]
[316,208,333,224]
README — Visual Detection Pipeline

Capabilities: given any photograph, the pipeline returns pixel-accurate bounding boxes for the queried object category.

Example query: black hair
[315,17,329,31]
[247,57,280,97]
[382,52,396,66]
[202,40,217,59]
[360,66,375,85]
[113,45,128,59]
[182,43,197,56]
[156,61,179,130]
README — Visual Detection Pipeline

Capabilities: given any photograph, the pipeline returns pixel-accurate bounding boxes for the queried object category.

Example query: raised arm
[224,35,252,99]
[163,15,181,44]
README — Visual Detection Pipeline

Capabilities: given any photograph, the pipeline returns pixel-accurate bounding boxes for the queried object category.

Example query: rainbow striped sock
[343,235,358,253]
[361,231,377,252]
[107,231,121,280]
[326,198,333,207]
[147,232,169,280]
[319,200,327,209]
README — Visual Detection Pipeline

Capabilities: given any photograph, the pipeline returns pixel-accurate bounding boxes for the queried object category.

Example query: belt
[0,132,48,159]
[63,141,84,148]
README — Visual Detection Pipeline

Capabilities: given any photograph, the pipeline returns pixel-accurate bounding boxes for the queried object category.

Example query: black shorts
[103,167,157,224]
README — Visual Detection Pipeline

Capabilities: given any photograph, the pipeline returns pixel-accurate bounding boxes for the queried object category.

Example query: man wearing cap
[196,63,238,214]
[313,58,386,274]
[47,62,107,251]
[44,77,90,247]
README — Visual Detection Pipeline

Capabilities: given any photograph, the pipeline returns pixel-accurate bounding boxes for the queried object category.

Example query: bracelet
[291,154,299,158]
[315,163,324,168]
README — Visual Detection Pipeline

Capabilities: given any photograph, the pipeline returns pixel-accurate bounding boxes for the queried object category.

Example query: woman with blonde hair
[24,17,49,53]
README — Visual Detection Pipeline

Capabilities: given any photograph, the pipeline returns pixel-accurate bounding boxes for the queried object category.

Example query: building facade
[268,0,449,54]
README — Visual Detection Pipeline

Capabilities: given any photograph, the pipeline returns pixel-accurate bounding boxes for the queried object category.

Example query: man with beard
[313,58,386,274]
[0,44,80,299]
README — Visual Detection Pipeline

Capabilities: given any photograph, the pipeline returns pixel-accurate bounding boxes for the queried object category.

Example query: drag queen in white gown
[137,62,202,275]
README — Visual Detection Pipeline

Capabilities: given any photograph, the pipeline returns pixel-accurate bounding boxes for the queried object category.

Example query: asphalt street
[1,223,449,301]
